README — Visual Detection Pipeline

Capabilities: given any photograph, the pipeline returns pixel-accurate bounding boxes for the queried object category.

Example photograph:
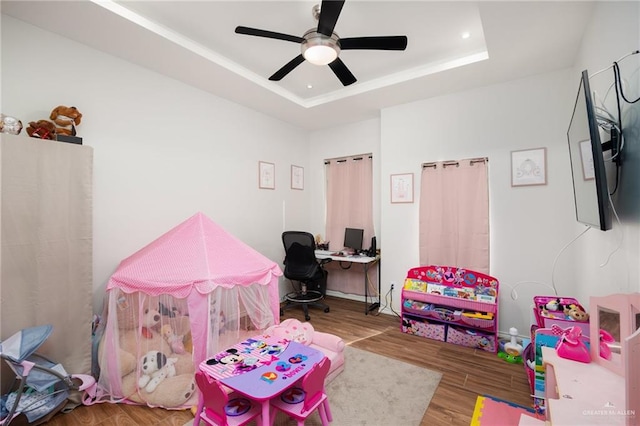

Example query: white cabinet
[1,134,93,390]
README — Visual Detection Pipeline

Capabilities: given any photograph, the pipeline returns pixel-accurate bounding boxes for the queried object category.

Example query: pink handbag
[555,326,591,363]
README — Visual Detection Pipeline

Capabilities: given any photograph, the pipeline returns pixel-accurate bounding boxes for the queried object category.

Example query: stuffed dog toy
[138,350,177,393]
[97,291,195,407]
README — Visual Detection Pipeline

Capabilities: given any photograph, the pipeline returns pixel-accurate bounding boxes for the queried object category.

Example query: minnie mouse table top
[198,335,324,400]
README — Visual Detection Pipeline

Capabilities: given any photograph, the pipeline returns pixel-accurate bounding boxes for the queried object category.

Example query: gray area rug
[186,345,442,426]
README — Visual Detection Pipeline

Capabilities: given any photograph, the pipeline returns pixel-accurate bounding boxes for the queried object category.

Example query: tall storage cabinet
[1,134,93,391]
[400,265,499,353]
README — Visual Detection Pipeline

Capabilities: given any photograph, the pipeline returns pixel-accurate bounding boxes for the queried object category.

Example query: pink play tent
[93,212,282,408]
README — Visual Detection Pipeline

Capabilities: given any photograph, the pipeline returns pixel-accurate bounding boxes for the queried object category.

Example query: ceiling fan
[235,0,408,86]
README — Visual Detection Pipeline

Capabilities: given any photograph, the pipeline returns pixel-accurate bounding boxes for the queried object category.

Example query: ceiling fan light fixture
[301,30,340,66]
[303,45,338,65]
[236,1,408,86]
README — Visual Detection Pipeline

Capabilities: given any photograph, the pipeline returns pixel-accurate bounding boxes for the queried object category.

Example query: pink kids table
[196,334,325,426]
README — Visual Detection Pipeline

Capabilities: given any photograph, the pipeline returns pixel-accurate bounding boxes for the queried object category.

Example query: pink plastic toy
[555,326,591,363]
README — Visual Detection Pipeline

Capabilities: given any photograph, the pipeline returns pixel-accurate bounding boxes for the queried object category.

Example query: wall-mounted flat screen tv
[567,70,612,231]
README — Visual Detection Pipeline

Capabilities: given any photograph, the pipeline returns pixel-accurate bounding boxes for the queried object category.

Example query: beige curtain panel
[419,158,489,273]
[324,155,375,296]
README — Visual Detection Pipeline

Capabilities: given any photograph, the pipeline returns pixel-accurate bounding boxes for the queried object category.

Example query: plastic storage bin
[533,296,590,337]
[523,342,535,394]
[401,315,446,342]
[446,325,496,352]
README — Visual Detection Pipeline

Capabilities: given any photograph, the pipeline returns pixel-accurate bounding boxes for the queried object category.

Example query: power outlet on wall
[390,281,396,291]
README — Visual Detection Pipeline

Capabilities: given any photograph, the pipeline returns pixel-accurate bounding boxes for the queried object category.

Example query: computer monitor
[343,228,364,253]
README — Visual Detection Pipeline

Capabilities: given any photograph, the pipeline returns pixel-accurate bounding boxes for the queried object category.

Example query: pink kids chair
[269,357,333,426]
[194,370,262,426]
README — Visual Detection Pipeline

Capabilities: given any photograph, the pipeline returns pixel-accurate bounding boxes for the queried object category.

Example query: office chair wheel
[305,314,311,321]
[324,307,330,313]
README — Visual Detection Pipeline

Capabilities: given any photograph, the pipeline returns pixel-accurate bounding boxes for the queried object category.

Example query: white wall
[308,118,381,241]
[380,70,579,334]
[3,2,637,334]
[1,15,311,313]
[568,1,640,306]
[307,119,381,302]
[374,1,639,335]
[306,2,639,336]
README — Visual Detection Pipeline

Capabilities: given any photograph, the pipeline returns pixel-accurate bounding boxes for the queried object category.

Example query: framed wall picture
[511,148,547,186]
[291,165,304,190]
[259,161,275,189]
[390,173,414,203]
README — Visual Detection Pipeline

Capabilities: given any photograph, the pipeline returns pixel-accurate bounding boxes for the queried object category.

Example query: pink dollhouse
[531,293,640,426]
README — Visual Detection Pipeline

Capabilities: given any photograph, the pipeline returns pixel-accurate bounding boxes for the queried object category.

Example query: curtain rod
[325,154,373,164]
[422,157,488,168]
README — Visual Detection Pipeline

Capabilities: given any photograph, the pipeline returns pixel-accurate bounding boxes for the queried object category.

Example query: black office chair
[281,231,331,321]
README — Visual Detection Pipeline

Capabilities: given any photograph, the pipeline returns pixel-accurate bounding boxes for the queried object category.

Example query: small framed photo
[259,161,275,189]
[291,165,304,190]
[511,148,546,187]
[390,173,414,203]
[579,140,595,180]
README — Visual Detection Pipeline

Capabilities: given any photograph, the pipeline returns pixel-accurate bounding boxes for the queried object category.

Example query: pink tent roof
[107,212,282,298]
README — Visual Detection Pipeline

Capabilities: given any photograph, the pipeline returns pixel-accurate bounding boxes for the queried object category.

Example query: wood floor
[40,296,532,426]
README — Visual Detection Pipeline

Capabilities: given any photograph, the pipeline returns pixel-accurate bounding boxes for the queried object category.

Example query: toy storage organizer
[400,265,499,353]
[532,296,590,337]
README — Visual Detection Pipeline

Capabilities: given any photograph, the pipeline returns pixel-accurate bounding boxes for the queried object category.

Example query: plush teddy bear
[26,120,56,140]
[138,350,177,393]
[49,105,82,136]
[565,304,589,322]
[98,291,196,408]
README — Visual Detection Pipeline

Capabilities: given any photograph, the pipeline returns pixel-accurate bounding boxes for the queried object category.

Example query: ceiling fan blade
[317,0,345,37]
[328,58,357,86]
[269,55,306,81]
[235,26,304,44]
[340,36,408,51]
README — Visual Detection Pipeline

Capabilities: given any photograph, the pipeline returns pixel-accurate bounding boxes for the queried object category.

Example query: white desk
[315,250,381,314]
